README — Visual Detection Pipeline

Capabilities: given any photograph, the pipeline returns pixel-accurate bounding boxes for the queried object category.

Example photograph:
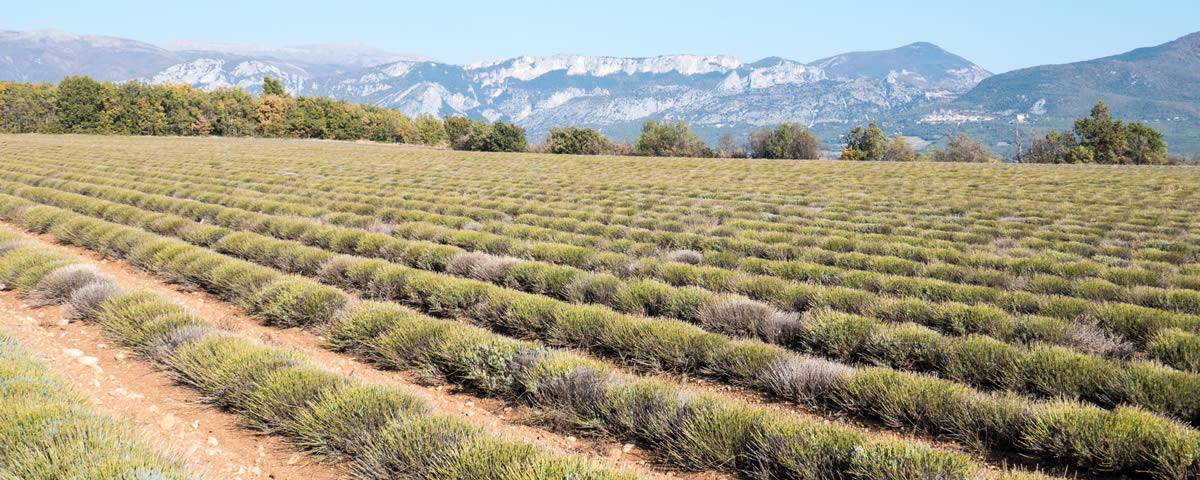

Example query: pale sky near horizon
[6,0,1199,73]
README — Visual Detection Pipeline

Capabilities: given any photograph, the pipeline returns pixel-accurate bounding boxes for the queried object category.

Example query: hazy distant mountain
[0,28,991,142]
[165,41,429,69]
[0,29,422,92]
[2,28,1197,153]
[902,31,1200,154]
[0,29,179,82]
[300,44,991,140]
[941,32,1200,120]
[813,42,990,93]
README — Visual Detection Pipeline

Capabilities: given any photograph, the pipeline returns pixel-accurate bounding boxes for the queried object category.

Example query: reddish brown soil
[0,295,345,480]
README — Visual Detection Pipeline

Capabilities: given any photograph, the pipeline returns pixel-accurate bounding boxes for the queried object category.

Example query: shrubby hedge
[0,238,631,479]
[0,331,194,479]
[2,196,1197,477]
[7,176,1200,421]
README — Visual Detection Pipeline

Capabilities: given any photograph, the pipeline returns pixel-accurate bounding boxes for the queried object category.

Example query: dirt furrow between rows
[0,294,343,480]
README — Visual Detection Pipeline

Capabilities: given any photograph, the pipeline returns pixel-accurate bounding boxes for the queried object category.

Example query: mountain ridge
[2,28,1197,154]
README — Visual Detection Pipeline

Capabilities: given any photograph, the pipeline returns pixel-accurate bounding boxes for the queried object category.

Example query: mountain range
[2,28,1198,154]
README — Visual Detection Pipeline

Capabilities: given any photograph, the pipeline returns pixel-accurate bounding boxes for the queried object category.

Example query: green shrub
[93,292,207,352]
[611,279,674,317]
[665,286,718,322]
[663,396,760,471]
[849,440,972,480]
[0,333,194,479]
[794,310,878,360]
[352,415,478,478]
[402,242,463,271]
[942,335,1023,391]
[1148,328,1200,372]
[251,276,348,326]
[206,261,278,302]
[404,274,492,316]
[1021,345,1122,401]
[743,415,861,479]
[0,246,73,292]
[239,366,346,430]
[1125,361,1200,424]
[1073,277,1123,301]
[164,335,302,407]
[862,322,947,371]
[1023,402,1200,478]
[287,384,429,458]
[564,273,622,305]
[501,261,581,297]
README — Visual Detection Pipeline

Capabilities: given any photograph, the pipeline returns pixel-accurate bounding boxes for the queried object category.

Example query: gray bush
[1064,321,1135,358]
[699,298,799,342]
[317,255,358,287]
[147,325,224,362]
[65,279,123,321]
[460,221,485,232]
[445,252,520,283]
[762,356,854,406]
[366,221,396,235]
[0,240,33,255]
[30,264,111,307]
[665,249,703,265]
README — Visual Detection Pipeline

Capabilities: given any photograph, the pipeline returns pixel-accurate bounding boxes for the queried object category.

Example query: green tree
[262,76,287,97]
[1125,122,1168,165]
[414,114,447,145]
[840,122,888,160]
[1074,101,1128,164]
[485,121,528,152]
[750,123,820,159]
[633,120,710,157]
[363,105,415,143]
[112,82,166,135]
[1020,103,1169,164]
[291,96,367,140]
[545,126,612,155]
[207,87,257,136]
[462,120,494,151]
[55,76,106,132]
[443,116,476,149]
[0,81,61,133]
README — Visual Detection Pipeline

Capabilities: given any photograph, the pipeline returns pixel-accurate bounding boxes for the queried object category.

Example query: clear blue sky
[7,0,1199,72]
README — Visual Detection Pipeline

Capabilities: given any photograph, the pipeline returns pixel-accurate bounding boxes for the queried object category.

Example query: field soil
[0,290,344,480]
[0,222,715,480]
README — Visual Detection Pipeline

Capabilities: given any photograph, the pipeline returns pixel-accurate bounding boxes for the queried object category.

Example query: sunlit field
[3,133,1199,479]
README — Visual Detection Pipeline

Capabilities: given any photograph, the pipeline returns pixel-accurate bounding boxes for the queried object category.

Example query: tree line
[1,75,536,152]
[0,76,1175,163]
[1017,101,1168,164]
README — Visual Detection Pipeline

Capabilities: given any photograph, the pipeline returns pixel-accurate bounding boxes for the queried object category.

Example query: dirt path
[0,222,710,480]
[0,295,345,480]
